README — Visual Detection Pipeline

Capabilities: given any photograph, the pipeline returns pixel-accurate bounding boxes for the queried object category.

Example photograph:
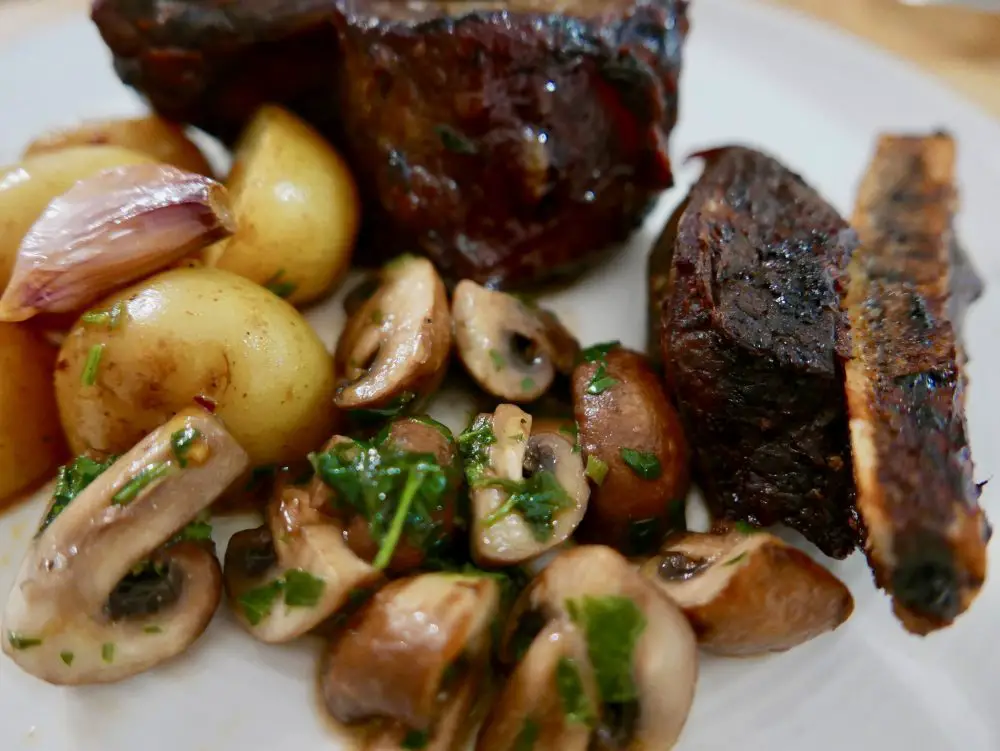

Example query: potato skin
[54,267,337,466]
[0,146,157,291]
[572,347,690,553]
[209,106,360,306]
[23,116,213,176]
[0,323,66,502]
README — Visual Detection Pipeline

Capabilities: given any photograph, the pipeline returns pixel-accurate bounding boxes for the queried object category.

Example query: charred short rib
[845,133,989,634]
[91,0,690,287]
[660,147,858,558]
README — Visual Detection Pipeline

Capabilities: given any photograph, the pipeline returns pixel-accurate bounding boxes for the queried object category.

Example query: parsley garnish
[172,516,213,543]
[143,625,163,634]
[401,729,429,749]
[170,427,202,467]
[7,632,42,650]
[580,341,620,395]
[514,718,540,751]
[489,348,506,370]
[264,269,296,298]
[458,415,497,484]
[81,343,105,386]
[734,520,758,534]
[579,341,620,363]
[348,392,417,424]
[238,579,284,626]
[434,124,478,154]
[586,362,618,394]
[520,377,536,391]
[101,643,115,663]
[60,651,74,665]
[479,471,572,541]
[283,569,326,607]
[566,596,646,704]
[112,462,172,505]
[585,455,608,485]
[556,657,594,725]
[39,455,118,534]
[81,301,124,329]
[620,448,661,480]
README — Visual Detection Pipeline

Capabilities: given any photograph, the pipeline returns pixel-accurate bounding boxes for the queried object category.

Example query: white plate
[1,1,998,749]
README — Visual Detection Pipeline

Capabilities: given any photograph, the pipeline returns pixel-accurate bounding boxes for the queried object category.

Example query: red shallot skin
[0,163,235,321]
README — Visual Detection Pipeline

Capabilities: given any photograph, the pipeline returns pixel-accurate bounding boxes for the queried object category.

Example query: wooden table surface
[2,0,999,119]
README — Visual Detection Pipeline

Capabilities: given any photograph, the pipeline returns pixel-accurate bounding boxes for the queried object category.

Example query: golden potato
[0,323,66,502]
[23,116,213,176]
[54,267,337,467]
[208,106,359,306]
[0,146,156,290]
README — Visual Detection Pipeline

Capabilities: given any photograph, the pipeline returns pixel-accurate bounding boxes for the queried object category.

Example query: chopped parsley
[143,625,163,634]
[348,391,417,424]
[434,124,478,154]
[170,427,203,467]
[238,569,327,625]
[7,632,42,650]
[479,471,572,541]
[620,448,661,480]
[283,569,326,607]
[101,642,115,663]
[579,341,621,363]
[60,651,74,666]
[566,595,646,704]
[585,455,608,485]
[81,343,105,386]
[457,415,497,484]
[586,363,618,395]
[81,301,124,329]
[264,269,296,298]
[112,462,172,505]
[520,377,536,392]
[401,729,429,749]
[238,579,284,626]
[171,517,213,543]
[310,438,451,567]
[558,423,578,441]
[514,718,540,751]
[734,520,758,534]
[580,341,620,395]
[556,657,594,726]
[489,348,506,370]
[39,455,118,534]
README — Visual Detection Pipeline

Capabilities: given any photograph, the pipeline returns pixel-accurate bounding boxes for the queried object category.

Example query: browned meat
[659,147,859,559]
[845,133,989,634]
[91,0,689,287]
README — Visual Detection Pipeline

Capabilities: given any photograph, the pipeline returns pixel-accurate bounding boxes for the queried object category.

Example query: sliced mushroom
[453,280,579,402]
[1,408,248,684]
[463,404,588,567]
[321,572,501,734]
[477,618,598,751]
[333,256,451,413]
[223,468,384,643]
[571,345,690,554]
[502,545,698,750]
[639,528,855,656]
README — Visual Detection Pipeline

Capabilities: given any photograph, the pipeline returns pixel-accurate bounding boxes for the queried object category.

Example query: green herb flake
[143,625,163,634]
[112,462,172,505]
[558,423,579,441]
[520,377,536,392]
[170,426,203,467]
[586,362,618,395]
[480,470,573,541]
[101,642,115,663]
[348,391,417,423]
[283,569,326,607]
[401,729,429,749]
[81,301,125,329]
[238,579,285,626]
[60,651,74,666]
[513,717,540,751]
[725,552,749,567]
[579,341,621,363]
[81,343,105,386]
[585,455,609,485]
[567,595,646,704]
[264,269,296,299]
[434,124,478,155]
[620,448,662,480]
[556,657,594,726]
[39,455,118,534]
[7,632,42,650]
[172,517,213,543]
[489,348,506,370]
[457,415,497,473]
[734,520,758,535]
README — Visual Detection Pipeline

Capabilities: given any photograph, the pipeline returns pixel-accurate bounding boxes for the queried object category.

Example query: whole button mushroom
[334,255,451,416]
[639,528,855,656]
[452,280,579,403]
[571,344,690,554]
[2,408,249,685]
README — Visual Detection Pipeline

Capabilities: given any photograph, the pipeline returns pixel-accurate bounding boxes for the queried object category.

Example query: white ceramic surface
[1,1,998,749]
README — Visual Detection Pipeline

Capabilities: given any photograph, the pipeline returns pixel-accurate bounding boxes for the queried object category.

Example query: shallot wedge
[0,163,234,321]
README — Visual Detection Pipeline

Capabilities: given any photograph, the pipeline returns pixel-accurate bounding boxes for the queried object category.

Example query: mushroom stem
[2,408,248,684]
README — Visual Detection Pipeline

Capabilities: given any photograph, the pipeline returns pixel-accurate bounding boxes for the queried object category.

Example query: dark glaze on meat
[91,0,689,287]
[660,147,859,559]
[845,133,989,634]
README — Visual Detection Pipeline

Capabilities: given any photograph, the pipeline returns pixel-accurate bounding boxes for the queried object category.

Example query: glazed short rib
[660,147,859,559]
[845,133,989,634]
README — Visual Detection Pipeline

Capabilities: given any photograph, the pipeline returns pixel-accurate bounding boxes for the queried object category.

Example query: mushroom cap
[321,572,500,731]
[453,280,579,402]
[640,529,855,656]
[503,545,698,751]
[2,408,248,684]
[334,256,451,411]
[476,618,597,751]
[470,405,588,566]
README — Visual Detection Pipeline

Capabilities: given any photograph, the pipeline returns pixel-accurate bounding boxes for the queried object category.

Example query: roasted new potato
[23,116,213,176]
[207,106,360,306]
[572,345,690,553]
[0,146,157,291]
[0,323,66,501]
[54,267,337,466]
